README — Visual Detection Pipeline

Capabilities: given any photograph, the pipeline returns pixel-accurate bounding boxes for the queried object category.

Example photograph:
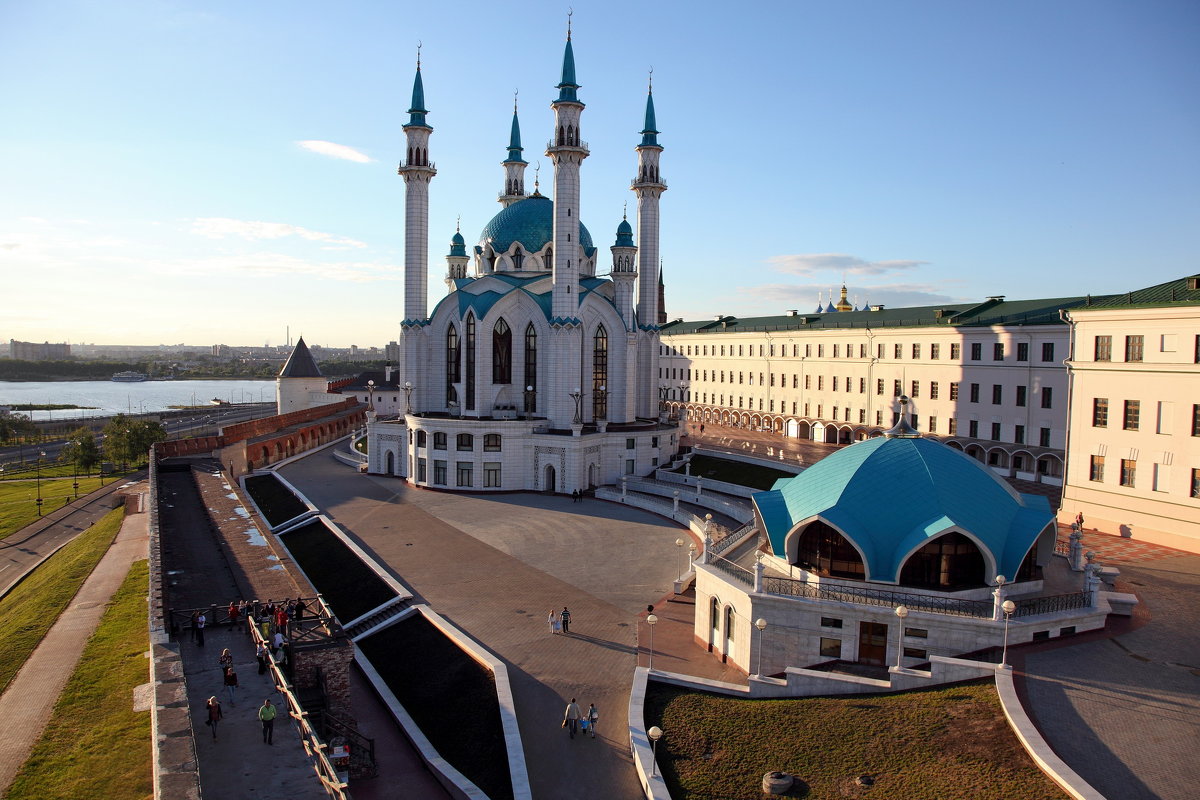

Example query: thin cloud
[191,217,367,249]
[766,253,928,277]
[296,140,373,163]
[734,282,958,311]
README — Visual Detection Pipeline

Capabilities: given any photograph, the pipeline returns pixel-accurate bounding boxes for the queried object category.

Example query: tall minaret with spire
[545,15,589,427]
[632,72,666,417]
[398,47,436,419]
[500,93,527,207]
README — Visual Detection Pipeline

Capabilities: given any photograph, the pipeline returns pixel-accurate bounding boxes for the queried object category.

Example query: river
[0,380,274,422]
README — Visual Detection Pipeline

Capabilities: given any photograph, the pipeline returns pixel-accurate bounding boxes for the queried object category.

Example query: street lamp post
[71,440,79,499]
[754,618,767,676]
[1000,600,1017,669]
[403,381,413,415]
[894,605,909,669]
[646,614,658,671]
[576,385,587,422]
[648,726,664,777]
[658,385,669,416]
[367,379,376,412]
[35,450,47,516]
[675,538,685,578]
[524,385,535,419]
[596,384,606,420]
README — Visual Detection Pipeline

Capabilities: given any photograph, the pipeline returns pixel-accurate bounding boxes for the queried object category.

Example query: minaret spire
[499,90,527,206]
[399,44,436,325]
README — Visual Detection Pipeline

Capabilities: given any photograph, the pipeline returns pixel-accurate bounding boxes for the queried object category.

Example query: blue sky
[2,0,1197,348]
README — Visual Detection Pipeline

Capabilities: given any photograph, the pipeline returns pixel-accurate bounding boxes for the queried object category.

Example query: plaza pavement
[280,451,743,800]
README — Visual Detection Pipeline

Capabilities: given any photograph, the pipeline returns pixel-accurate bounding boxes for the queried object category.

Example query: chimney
[785,309,799,317]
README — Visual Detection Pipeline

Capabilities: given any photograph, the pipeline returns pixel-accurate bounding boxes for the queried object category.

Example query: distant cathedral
[361,25,681,492]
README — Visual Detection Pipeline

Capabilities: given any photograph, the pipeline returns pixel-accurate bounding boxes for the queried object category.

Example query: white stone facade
[1059,298,1200,551]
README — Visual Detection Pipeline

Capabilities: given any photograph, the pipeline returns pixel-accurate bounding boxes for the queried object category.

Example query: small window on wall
[416,430,427,448]
[433,432,447,450]
[483,433,501,451]
[626,438,636,450]
[625,459,635,475]
[1032,630,1050,642]
[903,647,928,660]
[820,617,843,629]
[819,638,842,658]
[457,433,474,450]
[905,628,928,639]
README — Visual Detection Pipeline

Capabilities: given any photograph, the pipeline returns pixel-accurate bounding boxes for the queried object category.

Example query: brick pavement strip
[0,498,149,795]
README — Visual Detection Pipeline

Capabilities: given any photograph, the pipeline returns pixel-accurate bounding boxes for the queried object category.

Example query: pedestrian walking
[563,698,581,739]
[227,600,239,629]
[196,611,207,646]
[587,703,598,738]
[259,613,271,641]
[294,598,305,623]
[548,610,559,635]
[237,600,249,632]
[256,641,269,675]
[189,610,199,642]
[218,648,233,672]
[205,695,222,740]
[272,629,284,657]
[1075,511,1085,529]
[259,698,277,744]
[223,666,239,706]
[560,607,571,634]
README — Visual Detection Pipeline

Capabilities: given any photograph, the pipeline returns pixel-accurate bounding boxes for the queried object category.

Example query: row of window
[1092,401,1200,436]
[681,372,1052,408]
[1089,457,1200,497]
[1092,334,1200,363]
[667,340,1058,363]
[416,459,503,488]
[411,430,503,451]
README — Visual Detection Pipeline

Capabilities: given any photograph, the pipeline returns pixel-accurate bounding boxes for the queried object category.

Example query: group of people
[562,698,600,739]
[547,607,573,635]
[570,489,585,503]
[202,647,280,744]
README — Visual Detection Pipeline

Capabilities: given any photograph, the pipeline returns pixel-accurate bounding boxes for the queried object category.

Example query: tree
[103,415,168,469]
[61,427,101,473]
[0,412,35,444]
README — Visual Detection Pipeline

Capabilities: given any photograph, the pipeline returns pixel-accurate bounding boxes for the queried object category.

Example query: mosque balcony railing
[1012,591,1091,617]
[760,577,995,619]
[546,139,590,151]
[709,555,754,587]
[630,176,668,189]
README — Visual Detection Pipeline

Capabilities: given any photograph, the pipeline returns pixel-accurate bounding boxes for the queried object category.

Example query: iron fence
[709,555,754,586]
[761,576,995,618]
[1013,591,1091,617]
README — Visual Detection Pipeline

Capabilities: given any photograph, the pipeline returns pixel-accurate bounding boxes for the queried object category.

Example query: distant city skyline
[2,1,1197,347]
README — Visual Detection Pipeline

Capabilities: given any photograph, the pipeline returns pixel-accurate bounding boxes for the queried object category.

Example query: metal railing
[761,576,995,618]
[709,555,754,586]
[1053,538,1071,556]
[710,523,754,556]
[1013,591,1091,617]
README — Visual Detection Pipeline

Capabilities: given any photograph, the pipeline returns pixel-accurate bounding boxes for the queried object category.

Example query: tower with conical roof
[835,283,852,312]
[632,73,666,417]
[276,336,339,414]
[445,220,469,289]
[499,94,527,207]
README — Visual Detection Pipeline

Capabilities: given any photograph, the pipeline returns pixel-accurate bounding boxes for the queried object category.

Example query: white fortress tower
[633,78,666,418]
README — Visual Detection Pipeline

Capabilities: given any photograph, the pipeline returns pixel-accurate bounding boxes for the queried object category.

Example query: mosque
[357,28,681,492]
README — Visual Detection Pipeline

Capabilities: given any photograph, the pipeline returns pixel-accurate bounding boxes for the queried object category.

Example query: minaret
[611,211,638,329]
[657,262,667,324]
[632,72,665,417]
[399,50,436,324]
[445,219,469,290]
[499,93,527,207]
[544,16,589,428]
[547,16,588,321]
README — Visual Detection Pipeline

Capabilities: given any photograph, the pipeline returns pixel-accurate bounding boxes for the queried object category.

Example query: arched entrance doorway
[385,451,395,475]
[544,464,556,493]
[587,463,597,489]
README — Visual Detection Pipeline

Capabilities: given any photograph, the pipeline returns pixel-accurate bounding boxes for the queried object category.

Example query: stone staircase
[344,596,411,640]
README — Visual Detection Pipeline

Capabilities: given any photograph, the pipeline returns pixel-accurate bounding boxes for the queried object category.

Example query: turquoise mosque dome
[753,428,1053,589]
[479,194,596,258]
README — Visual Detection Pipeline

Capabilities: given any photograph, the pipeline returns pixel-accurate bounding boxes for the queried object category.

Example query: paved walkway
[281,453,743,800]
[0,488,149,794]
[1015,540,1200,800]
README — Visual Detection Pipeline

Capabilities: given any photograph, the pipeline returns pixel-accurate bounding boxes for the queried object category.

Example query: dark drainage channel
[244,473,311,527]
[280,520,397,621]
[358,616,513,800]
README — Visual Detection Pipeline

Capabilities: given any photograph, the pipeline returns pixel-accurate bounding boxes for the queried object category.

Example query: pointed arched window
[524,323,537,413]
[493,319,512,384]
[465,313,476,411]
[445,324,460,405]
[592,325,608,420]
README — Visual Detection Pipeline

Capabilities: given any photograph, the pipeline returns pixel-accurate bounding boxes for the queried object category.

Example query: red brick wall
[292,637,355,719]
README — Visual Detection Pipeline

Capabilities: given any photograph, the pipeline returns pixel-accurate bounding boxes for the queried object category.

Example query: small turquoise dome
[753,436,1052,586]
[479,195,595,257]
[614,218,634,248]
[448,229,467,258]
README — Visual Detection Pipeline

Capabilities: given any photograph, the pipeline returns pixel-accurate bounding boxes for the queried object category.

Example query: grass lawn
[674,453,794,491]
[0,476,110,540]
[644,680,1069,800]
[7,559,152,800]
[280,520,396,620]
[0,463,103,480]
[357,615,511,800]
[0,507,124,693]
[243,473,309,526]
